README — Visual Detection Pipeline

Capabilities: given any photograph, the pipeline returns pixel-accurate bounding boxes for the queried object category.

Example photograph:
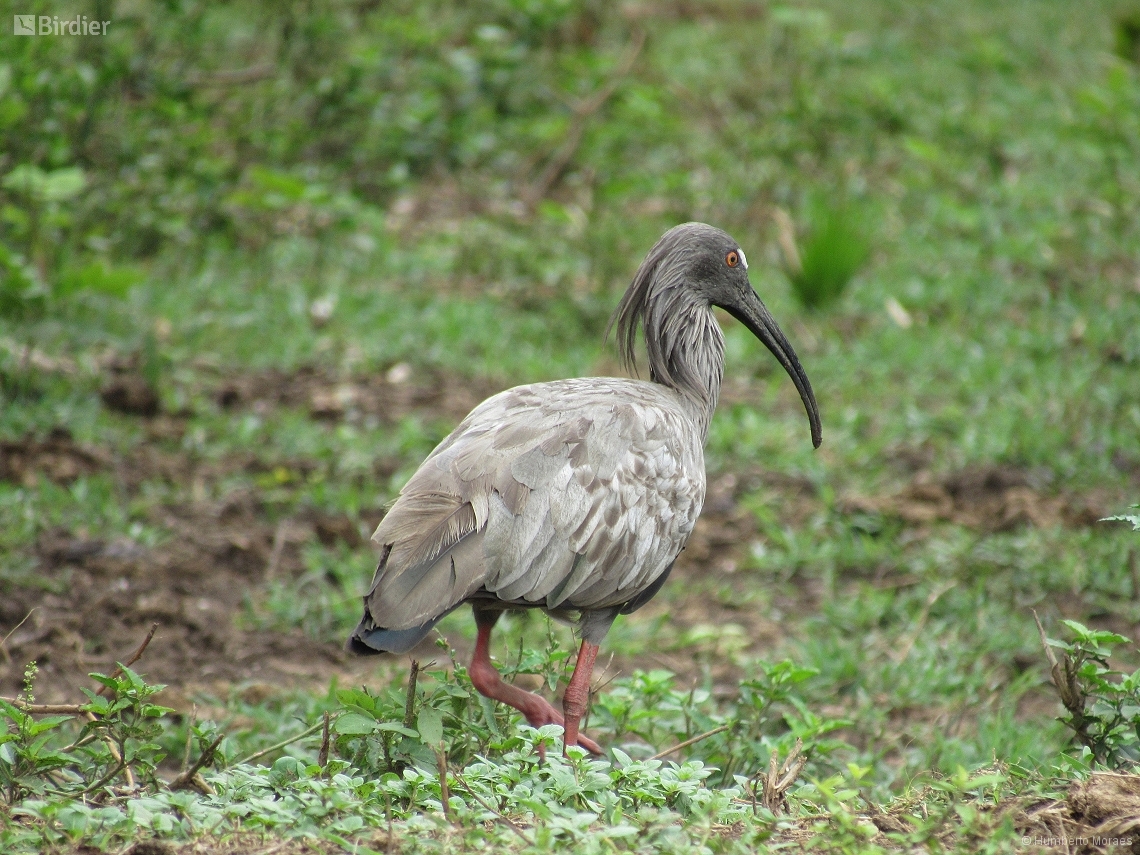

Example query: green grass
[1,0,1139,851]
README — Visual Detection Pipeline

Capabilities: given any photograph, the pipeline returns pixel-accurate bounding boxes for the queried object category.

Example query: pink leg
[561,640,599,756]
[467,614,602,756]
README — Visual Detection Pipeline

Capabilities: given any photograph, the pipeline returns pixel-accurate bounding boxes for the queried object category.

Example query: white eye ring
[737,249,748,270]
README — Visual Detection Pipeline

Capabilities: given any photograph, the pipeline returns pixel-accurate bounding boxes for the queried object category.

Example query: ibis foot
[469,612,603,758]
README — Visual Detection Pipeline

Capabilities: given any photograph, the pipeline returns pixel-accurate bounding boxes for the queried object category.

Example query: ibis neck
[644,292,724,442]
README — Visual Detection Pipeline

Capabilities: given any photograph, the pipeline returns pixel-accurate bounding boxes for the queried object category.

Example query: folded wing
[360,378,705,634]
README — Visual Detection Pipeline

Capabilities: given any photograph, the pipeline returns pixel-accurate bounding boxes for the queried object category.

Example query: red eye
[726,251,739,268]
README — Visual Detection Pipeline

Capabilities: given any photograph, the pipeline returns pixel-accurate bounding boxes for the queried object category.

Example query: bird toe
[571,732,604,756]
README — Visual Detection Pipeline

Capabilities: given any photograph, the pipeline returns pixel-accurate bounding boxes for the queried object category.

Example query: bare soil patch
[839,464,1111,531]
[0,429,109,487]
[101,372,161,417]
[0,489,372,705]
[207,363,501,426]
[1018,772,1140,854]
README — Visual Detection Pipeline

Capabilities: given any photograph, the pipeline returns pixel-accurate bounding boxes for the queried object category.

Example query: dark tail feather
[346,617,441,656]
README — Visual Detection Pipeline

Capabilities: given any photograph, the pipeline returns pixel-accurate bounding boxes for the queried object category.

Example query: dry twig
[236,720,326,766]
[0,699,87,715]
[892,582,955,665]
[90,621,160,789]
[265,520,288,582]
[452,769,534,845]
[169,733,224,794]
[436,748,451,820]
[318,710,331,769]
[649,722,734,761]
[95,621,160,697]
[772,207,803,278]
[759,738,806,814]
[0,608,37,665]
[1034,610,1088,737]
[182,704,198,773]
[404,660,421,730]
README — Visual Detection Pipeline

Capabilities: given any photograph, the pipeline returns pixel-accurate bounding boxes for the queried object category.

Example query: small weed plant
[783,196,872,311]
[0,627,1075,853]
[1035,507,1140,770]
[1105,504,1140,532]
[0,663,171,806]
[0,636,862,852]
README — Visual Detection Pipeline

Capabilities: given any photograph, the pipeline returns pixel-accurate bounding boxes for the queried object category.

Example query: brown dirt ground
[856,770,1140,855]
[838,464,1112,531]
[0,366,1123,713]
[1015,772,1140,854]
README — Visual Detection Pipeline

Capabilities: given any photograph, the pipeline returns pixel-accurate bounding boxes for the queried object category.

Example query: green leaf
[1102,506,1140,531]
[334,713,378,736]
[86,673,120,691]
[1062,619,1129,648]
[56,262,143,298]
[0,698,31,724]
[3,165,86,202]
[376,722,419,738]
[335,688,377,712]
[417,706,444,746]
[27,715,72,735]
[80,694,112,716]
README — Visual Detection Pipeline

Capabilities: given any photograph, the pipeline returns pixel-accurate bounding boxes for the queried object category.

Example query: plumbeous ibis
[348,222,821,756]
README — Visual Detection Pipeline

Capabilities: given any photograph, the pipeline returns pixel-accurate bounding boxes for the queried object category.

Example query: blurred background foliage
[3,0,1133,319]
[2,0,647,308]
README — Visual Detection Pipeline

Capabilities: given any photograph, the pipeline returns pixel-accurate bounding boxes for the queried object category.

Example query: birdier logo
[13,14,110,35]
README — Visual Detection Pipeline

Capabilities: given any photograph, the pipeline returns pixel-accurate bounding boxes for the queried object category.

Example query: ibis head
[611,222,822,448]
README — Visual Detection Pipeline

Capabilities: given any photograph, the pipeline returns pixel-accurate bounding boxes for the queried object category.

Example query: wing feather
[366,530,485,629]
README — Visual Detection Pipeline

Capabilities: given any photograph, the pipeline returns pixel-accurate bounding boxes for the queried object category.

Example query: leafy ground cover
[1,0,1139,851]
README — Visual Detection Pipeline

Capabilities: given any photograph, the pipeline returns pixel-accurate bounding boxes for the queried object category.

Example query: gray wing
[362,378,705,631]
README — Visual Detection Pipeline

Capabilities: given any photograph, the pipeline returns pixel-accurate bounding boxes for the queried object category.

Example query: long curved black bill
[720,288,822,448]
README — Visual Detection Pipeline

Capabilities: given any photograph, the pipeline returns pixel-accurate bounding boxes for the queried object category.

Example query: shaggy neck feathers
[610,229,726,441]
